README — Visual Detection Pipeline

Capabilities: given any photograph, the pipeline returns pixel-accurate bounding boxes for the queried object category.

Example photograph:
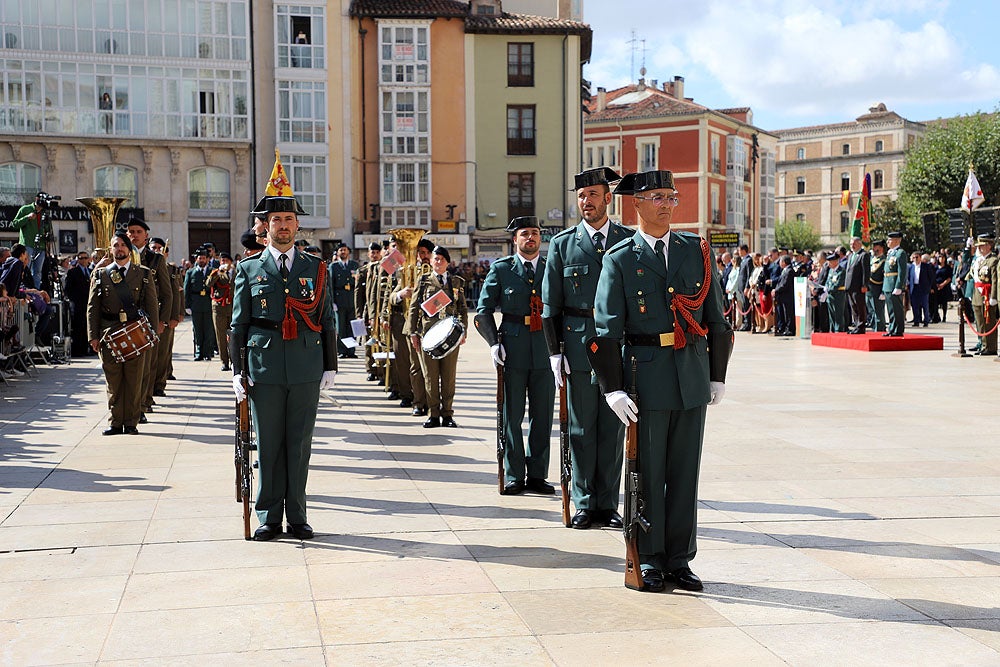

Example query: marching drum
[101,316,158,362]
[421,317,464,360]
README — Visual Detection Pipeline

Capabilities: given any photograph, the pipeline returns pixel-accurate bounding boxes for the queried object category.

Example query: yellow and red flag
[265,148,293,196]
[850,173,871,242]
[841,190,850,206]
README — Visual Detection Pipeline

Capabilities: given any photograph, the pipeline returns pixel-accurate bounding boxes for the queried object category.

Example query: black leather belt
[502,313,531,325]
[563,306,594,318]
[250,317,281,330]
[625,332,676,347]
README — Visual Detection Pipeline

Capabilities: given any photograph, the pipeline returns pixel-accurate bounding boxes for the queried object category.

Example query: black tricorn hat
[194,247,209,257]
[126,214,149,231]
[240,230,265,251]
[613,170,676,196]
[506,216,541,232]
[825,251,840,261]
[570,167,621,191]
[251,195,308,216]
[872,239,887,248]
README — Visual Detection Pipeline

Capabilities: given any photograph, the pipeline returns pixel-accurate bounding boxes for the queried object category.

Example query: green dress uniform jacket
[229,249,337,526]
[542,221,628,512]
[86,262,160,430]
[407,272,468,418]
[824,264,846,332]
[883,247,908,336]
[592,231,732,573]
[184,264,215,359]
[476,255,554,484]
[866,253,886,331]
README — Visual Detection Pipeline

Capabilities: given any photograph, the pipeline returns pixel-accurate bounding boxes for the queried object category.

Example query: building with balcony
[0,0,252,258]
[774,103,926,246]
[583,75,777,252]
[348,0,590,261]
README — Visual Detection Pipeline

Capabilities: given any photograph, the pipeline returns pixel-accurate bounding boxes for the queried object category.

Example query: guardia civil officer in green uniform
[475,216,556,496]
[587,170,732,593]
[824,252,846,332]
[542,167,628,529]
[229,196,338,541]
[87,232,160,435]
[184,248,215,360]
[882,231,908,337]
[866,240,887,332]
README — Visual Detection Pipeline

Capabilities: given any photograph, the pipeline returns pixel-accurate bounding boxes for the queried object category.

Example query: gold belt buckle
[658,332,675,347]
[523,316,531,325]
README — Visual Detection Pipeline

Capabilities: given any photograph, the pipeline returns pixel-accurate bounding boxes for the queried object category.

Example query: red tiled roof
[465,12,590,34]
[350,0,469,19]
[586,83,710,122]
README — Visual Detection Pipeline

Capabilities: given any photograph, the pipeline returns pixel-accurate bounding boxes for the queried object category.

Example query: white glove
[967,237,975,249]
[709,381,726,406]
[490,343,506,367]
[878,294,886,301]
[605,390,638,425]
[892,288,902,296]
[549,354,570,388]
[320,370,337,390]
[232,374,253,402]
[991,299,998,307]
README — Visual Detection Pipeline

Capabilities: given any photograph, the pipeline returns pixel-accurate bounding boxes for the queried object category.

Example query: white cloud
[584,0,1000,126]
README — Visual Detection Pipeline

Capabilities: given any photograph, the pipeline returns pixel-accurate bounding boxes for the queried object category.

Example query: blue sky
[583,0,1000,132]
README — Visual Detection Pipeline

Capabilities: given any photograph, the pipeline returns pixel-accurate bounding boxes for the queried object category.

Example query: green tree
[775,219,822,252]
[898,111,1000,219]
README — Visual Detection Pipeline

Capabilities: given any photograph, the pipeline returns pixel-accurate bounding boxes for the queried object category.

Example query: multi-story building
[0,0,253,258]
[583,75,777,252]
[348,0,590,261]
[775,103,926,246]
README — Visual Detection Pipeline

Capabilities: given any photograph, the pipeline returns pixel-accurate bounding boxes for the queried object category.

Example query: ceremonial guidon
[542,167,628,529]
[475,215,556,496]
[586,170,733,593]
[229,195,337,542]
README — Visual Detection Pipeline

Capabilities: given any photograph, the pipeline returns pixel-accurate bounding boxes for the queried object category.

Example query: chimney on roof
[596,86,606,112]
[650,79,657,89]
[673,76,684,101]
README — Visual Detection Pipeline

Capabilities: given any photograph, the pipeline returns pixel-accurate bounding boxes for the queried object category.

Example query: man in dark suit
[773,255,796,336]
[64,251,94,356]
[844,237,870,334]
[908,252,934,326]
[329,243,359,358]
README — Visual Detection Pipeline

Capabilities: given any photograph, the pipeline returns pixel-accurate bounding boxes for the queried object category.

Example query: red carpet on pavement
[811,331,944,352]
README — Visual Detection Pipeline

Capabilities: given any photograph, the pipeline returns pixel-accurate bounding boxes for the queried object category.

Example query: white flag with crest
[962,168,985,211]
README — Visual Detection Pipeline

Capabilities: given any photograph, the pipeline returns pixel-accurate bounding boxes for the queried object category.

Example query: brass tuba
[77,196,128,261]
[389,227,432,308]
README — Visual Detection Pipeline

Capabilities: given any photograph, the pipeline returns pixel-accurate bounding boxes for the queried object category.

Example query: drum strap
[106,268,141,322]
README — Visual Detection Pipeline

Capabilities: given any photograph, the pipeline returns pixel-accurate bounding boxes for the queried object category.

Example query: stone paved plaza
[1,320,998,665]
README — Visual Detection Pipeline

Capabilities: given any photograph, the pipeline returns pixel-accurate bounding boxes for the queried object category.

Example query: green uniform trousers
[886,293,905,336]
[212,303,233,366]
[638,404,706,573]
[865,291,886,331]
[418,348,458,418]
[249,381,320,525]
[826,293,846,332]
[153,326,174,393]
[566,370,623,511]
[502,366,555,483]
[101,349,145,429]
[191,310,215,358]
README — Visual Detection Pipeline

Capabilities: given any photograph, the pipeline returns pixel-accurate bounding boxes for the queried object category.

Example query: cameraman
[12,192,55,290]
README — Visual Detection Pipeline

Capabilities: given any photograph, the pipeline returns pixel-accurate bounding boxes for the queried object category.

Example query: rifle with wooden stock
[623,355,650,590]
[495,332,506,494]
[234,346,254,540]
[558,342,571,527]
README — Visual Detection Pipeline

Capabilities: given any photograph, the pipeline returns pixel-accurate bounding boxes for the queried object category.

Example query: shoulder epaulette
[494,256,515,266]
[606,237,634,255]
[551,227,575,241]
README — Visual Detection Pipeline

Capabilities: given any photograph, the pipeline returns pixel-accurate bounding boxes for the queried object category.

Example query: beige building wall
[473,33,581,229]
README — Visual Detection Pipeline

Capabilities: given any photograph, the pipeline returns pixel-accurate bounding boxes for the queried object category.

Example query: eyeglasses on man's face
[633,193,680,207]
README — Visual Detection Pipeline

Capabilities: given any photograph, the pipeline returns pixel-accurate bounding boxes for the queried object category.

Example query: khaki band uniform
[86,263,160,429]
[407,272,468,418]
[384,274,417,403]
[355,261,379,377]
[207,266,234,367]
[392,277,427,410]
[138,247,171,413]
[371,266,397,393]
